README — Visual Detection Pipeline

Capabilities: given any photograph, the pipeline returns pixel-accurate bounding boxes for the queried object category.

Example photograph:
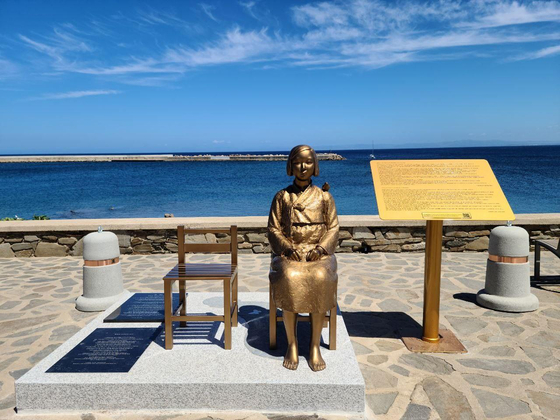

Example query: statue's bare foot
[283,342,299,370]
[308,345,326,372]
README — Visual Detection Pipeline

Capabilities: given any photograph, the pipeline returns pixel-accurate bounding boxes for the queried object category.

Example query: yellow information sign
[370,159,515,221]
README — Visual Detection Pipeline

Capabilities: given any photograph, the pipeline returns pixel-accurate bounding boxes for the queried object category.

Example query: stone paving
[0,252,559,420]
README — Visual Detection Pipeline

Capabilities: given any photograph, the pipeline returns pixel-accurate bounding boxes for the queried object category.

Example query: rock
[422,377,475,420]
[238,243,253,249]
[376,340,403,352]
[542,308,560,319]
[165,242,178,252]
[446,316,488,336]
[133,244,153,253]
[5,237,23,243]
[378,298,411,312]
[458,358,535,374]
[246,233,268,243]
[463,373,511,388]
[24,235,40,242]
[117,234,131,247]
[185,234,207,243]
[385,229,412,239]
[445,230,469,238]
[49,325,81,342]
[480,346,515,357]
[27,344,60,364]
[205,233,217,243]
[359,364,398,389]
[402,242,426,251]
[253,245,271,254]
[367,355,388,365]
[11,242,33,251]
[399,353,454,375]
[35,242,67,257]
[0,243,15,258]
[352,227,375,239]
[338,230,352,240]
[401,403,431,420]
[527,331,560,348]
[9,368,29,380]
[543,371,560,388]
[465,236,489,251]
[366,392,398,415]
[527,391,560,419]
[71,238,84,256]
[472,389,530,418]
[446,239,466,248]
[364,239,391,246]
[350,341,372,355]
[497,321,524,336]
[14,249,33,257]
[164,213,174,217]
[370,244,401,252]
[521,346,557,368]
[340,240,361,247]
[58,237,77,246]
[236,234,245,243]
[468,230,491,237]
[388,364,409,377]
[131,237,143,246]
[42,235,58,242]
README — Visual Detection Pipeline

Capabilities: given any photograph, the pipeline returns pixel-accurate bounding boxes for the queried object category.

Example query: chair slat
[182,243,231,253]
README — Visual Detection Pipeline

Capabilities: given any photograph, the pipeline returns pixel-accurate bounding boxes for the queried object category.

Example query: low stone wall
[0,215,558,258]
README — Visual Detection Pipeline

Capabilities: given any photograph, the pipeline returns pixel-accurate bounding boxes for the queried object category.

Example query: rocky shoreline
[0,153,345,163]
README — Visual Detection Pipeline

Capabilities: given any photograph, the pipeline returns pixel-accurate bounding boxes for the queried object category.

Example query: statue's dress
[268,183,339,313]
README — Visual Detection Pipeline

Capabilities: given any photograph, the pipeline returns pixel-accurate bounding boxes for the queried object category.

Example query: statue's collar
[291,180,313,194]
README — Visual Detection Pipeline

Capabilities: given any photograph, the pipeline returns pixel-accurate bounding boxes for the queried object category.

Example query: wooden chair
[533,237,560,285]
[269,290,337,350]
[163,225,238,350]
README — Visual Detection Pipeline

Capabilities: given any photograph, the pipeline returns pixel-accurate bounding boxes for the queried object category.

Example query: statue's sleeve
[267,191,292,255]
[318,191,339,255]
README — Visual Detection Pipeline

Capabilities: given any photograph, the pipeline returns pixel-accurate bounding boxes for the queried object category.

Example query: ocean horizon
[1,144,558,220]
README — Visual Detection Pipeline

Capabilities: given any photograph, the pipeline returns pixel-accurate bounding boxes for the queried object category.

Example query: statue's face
[291,149,315,182]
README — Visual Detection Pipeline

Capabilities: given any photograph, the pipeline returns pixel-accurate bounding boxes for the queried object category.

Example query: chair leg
[269,288,277,349]
[179,281,187,327]
[534,243,541,283]
[223,278,232,350]
[164,281,173,350]
[329,305,337,351]
[232,274,238,327]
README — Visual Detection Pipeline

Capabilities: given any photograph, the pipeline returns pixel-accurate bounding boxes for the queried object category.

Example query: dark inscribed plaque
[47,328,159,373]
[104,293,183,323]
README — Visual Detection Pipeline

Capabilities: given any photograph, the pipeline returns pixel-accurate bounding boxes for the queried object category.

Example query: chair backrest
[177,225,238,266]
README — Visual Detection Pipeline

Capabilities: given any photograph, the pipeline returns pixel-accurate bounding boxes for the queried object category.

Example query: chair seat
[164,263,237,280]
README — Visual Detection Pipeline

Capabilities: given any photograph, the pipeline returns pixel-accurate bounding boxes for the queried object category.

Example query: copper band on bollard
[488,254,528,264]
[84,257,120,267]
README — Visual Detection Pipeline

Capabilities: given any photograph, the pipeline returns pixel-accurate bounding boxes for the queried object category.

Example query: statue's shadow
[239,305,327,360]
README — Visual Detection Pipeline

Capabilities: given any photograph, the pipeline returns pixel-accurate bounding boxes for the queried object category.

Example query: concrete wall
[0,214,558,258]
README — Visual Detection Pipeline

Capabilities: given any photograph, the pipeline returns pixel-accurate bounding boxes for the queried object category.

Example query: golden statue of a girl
[268,145,339,371]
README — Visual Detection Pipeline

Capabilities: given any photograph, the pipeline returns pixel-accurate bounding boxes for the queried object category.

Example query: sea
[0,145,558,220]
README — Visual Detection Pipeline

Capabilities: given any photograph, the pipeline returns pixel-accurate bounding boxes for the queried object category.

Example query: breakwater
[0,153,345,163]
[0,214,557,258]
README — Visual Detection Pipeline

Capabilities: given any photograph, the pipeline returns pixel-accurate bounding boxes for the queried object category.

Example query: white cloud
[510,43,560,60]
[11,0,560,81]
[26,89,121,101]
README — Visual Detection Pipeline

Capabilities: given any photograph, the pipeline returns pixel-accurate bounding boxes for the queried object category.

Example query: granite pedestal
[16,292,365,416]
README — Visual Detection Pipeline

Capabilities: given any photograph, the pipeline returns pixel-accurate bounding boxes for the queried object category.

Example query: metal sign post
[370,159,515,353]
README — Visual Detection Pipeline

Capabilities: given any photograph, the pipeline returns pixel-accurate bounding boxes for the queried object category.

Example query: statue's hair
[286,145,319,177]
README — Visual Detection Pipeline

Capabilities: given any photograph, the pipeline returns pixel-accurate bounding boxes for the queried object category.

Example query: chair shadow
[341,311,422,339]
[154,314,223,349]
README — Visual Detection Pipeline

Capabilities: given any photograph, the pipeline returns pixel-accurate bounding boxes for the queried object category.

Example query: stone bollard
[76,227,128,312]
[477,225,538,312]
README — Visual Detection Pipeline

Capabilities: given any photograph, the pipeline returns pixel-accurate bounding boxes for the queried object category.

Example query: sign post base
[401,329,467,353]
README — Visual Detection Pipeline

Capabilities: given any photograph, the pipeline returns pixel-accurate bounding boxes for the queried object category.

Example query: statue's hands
[285,248,302,261]
[306,248,323,261]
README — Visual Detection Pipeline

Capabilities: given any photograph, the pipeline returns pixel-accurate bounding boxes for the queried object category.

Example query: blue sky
[0,0,559,153]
